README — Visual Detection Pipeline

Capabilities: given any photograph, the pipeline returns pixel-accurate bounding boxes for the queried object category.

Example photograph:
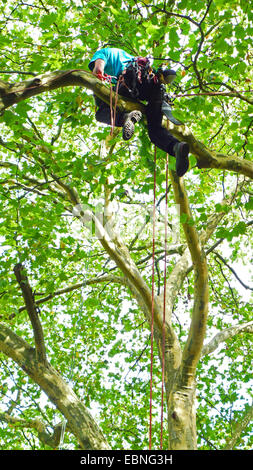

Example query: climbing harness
[119,57,182,125]
[120,56,157,100]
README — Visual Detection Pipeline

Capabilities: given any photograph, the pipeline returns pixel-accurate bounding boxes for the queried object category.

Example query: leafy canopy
[0,0,252,450]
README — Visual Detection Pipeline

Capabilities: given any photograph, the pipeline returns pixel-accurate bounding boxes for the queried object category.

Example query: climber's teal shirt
[89,48,134,82]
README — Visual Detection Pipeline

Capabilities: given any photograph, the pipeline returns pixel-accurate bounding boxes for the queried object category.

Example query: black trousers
[94,76,179,157]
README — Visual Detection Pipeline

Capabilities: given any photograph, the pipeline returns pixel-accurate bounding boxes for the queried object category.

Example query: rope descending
[149,144,169,450]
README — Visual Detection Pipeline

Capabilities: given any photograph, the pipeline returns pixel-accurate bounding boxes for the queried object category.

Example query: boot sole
[123,111,142,140]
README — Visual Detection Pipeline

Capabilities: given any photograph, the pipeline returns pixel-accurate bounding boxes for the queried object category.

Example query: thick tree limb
[161,175,245,311]
[0,69,253,179]
[13,263,47,364]
[0,322,110,450]
[202,321,253,356]
[170,171,209,388]
[0,69,139,114]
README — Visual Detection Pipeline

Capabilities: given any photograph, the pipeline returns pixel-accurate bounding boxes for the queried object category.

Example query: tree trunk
[167,385,197,450]
[0,323,110,450]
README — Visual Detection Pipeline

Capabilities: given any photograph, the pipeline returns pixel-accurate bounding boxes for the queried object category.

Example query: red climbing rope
[149,144,169,450]
[160,150,169,449]
[109,78,120,135]
[149,145,157,450]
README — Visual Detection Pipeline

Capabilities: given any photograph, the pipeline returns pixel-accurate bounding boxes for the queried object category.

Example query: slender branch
[202,321,253,356]
[13,263,47,363]
[214,251,253,291]
[175,90,253,104]
[18,275,128,313]
[200,0,213,25]
[0,411,63,448]
[224,402,253,450]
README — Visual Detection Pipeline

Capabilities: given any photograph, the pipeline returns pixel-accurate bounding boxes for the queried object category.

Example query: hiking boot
[173,142,190,177]
[122,111,142,140]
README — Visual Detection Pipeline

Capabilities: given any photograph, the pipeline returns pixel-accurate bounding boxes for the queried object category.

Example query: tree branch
[18,274,128,313]
[13,263,47,364]
[0,70,253,179]
[0,322,110,450]
[79,206,165,330]
[213,251,253,291]
[0,69,140,114]
[0,411,63,448]
[202,321,253,356]
[223,402,253,450]
[175,90,253,104]
[170,170,209,388]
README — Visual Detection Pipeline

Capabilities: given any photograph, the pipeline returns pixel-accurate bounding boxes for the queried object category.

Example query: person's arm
[92,59,105,78]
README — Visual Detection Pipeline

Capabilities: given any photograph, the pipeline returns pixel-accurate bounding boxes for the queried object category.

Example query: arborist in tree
[89,47,190,177]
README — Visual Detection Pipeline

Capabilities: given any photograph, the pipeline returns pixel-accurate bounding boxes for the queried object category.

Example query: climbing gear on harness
[156,65,177,84]
[120,57,182,125]
[122,110,142,140]
[173,141,190,177]
[96,71,118,83]
[161,100,183,126]
[121,56,157,100]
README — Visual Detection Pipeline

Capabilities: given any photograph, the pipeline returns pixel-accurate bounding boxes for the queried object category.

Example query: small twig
[175,90,253,103]
[214,251,253,291]
[0,70,36,76]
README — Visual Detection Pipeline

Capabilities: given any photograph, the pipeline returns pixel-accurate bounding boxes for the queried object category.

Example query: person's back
[89,48,135,81]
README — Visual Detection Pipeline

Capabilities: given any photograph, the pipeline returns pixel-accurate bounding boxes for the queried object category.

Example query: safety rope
[149,145,157,450]
[149,144,169,450]
[160,150,169,449]
[109,76,120,135]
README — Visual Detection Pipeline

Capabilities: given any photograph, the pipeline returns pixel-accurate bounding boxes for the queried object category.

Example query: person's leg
[146,102,179,153]
[94,96,125,127]
[144,85,189,177]
[94,93,142,140]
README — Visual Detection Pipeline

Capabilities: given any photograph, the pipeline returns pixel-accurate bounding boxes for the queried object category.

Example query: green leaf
[39,13,57,28]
